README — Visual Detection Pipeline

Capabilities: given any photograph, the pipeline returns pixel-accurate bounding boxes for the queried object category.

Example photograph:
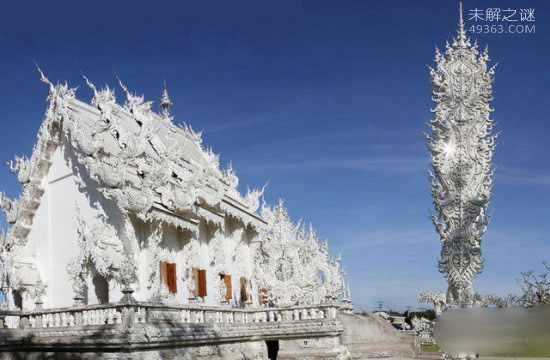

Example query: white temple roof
[1,71,266,248]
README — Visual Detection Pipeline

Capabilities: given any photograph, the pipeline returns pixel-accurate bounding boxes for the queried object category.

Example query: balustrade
[0,303,342,330]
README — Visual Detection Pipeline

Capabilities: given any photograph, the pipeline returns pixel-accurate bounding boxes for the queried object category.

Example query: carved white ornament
[7,155,33,184]
[0,67,72,250]
[182,238,201,296]
[31,276,47,305]
[63,74,265,229]
[428,3,496,306]
[219,276,228,303]
[66,210,124,298]
[0,229,19,290]
[146,222,163,291]
[253,201,347,307]
[419,291,447,316]
[473,293,505,308]
[0,68,349,312]
[411,317,433,335]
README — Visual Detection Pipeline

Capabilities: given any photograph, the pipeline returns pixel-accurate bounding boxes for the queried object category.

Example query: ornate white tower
[428,2,497,307]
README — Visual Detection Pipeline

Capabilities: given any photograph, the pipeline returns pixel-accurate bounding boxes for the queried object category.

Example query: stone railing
[0,302,342,330]
[0,302,347,353]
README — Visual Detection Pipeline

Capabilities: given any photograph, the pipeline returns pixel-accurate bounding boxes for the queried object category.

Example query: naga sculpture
[7,156,32,184]
[428,3,497,306]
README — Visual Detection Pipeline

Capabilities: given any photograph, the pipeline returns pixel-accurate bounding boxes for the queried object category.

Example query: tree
[517,261,550,307]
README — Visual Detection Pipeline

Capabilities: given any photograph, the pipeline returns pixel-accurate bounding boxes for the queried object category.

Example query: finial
[459,1,464,28]
[80,71,98,96]
[456,1,468,47]
[34,61,55,95]
[114,71,136,106]
[160,80,173,119]
[114,71,128,95]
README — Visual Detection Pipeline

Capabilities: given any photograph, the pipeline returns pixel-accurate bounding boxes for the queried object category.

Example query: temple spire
[456,1,468,47]
[160,80,173,120]
[428,0,496,307]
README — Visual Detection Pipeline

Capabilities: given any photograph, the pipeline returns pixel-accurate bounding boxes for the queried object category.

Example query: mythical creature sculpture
[219,276,228,303]
[243,185,267,213]
[0,193,19,224]
[0,229,15,289]
[182,238,201,298]
[66,210,123,298]
[421,290,506,314]
[428,3,496,306]
[411,317,433,334]
[7,156,32,184]
[222,163,239,189]
[146,223,163,291]
[419,291,447,316]
[31,276,47,307]
[209,228,230,273]
[83,73,117,128]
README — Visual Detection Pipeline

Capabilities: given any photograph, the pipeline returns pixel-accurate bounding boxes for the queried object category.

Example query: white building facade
[0,71,349,315]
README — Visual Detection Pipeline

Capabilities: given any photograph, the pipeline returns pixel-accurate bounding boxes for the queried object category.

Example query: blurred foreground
[434,306,550,356]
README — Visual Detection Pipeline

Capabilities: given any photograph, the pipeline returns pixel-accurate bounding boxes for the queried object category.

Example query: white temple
[0,69,349,312]
[0,3,490,355]
[0,69,418,360]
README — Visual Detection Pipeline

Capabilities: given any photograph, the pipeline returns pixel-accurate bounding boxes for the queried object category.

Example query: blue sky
[0,0,548,311]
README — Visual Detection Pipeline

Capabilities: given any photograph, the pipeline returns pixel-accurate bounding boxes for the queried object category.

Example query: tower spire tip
[456,1,468,47]
[160,79,173,119]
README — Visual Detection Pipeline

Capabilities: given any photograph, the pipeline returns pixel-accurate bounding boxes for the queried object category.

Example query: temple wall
[223,218,254,306]
[24,140,125,309]
[163,224,188,303]
[22,137,258,310]
[47,144,82,308]
[198,220,212,305]
[131,214,257,307]
[23,166,50,309]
